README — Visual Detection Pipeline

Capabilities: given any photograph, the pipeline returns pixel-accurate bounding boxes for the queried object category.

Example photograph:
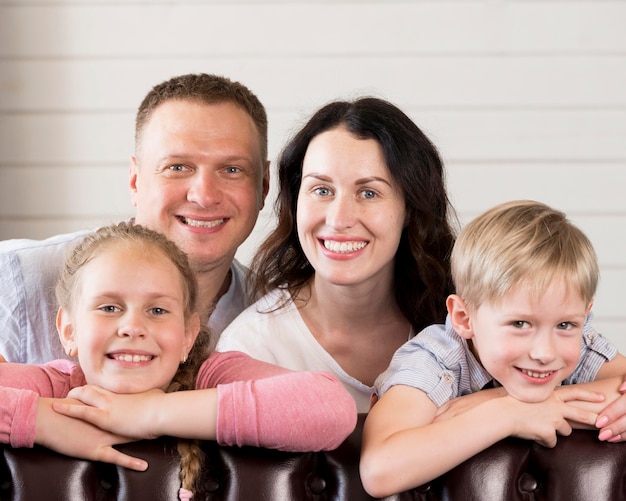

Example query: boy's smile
[458,279,592,403]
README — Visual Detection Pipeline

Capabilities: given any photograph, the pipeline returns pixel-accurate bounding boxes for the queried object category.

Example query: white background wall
[1,0,625,351]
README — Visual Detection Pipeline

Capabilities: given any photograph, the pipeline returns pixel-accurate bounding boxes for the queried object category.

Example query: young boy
[360,200,626,498]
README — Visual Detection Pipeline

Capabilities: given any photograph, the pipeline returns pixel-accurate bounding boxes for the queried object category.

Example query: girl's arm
[36,397,147,470]
[53,351,357,452]
[0,363,144,470]
[360,384,599,498]
[0,361,72,447]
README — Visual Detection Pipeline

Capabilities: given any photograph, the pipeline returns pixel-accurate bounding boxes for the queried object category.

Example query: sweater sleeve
[196,351,357,452]
[0,387,39,447]
[0,360,83,448]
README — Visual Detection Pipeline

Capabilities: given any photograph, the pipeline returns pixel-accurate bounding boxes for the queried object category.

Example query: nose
[326,193,357,230]
[187,169,223,208]
[529,331,557,364]
[117,312,147,339]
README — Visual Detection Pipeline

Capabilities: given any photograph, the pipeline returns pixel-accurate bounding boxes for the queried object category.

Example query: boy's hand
[507,393,589,447]
[507,386,605,447]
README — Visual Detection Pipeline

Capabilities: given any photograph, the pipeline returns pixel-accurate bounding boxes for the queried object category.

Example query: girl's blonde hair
[451,200,599,309]
[56,222,209,496]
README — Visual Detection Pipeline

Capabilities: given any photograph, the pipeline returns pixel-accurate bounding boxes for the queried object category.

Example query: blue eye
[150,307,167,316]
[314,187,331,196]
[361,189,377,199]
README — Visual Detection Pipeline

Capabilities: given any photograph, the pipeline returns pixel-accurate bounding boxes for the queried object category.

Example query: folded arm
[360,384,600,498]
[54,351,357,452]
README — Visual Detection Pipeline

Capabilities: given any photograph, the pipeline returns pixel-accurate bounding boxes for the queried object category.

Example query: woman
[216,97,458,411]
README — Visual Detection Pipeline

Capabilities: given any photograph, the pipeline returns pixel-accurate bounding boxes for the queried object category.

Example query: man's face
[130,100,269,271]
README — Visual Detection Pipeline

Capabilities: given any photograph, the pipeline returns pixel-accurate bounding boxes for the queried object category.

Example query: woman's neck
[296,273,411,387]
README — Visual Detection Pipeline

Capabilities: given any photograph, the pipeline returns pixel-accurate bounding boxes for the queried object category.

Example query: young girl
[0,223,356,500]
[359,200,626,497]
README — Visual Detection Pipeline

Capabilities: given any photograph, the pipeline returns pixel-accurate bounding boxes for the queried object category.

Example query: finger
[556,420,573,438]
[562,406,598,427]
[596,399,626,428]
[597,414,626,440]
[555,386,605,403]
[97,447,148,472]
[52,401,106,426]
[66,385,108,406]
[537,432,558,448]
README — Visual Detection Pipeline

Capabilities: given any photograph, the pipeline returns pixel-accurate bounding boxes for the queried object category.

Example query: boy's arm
[360,384,597,498]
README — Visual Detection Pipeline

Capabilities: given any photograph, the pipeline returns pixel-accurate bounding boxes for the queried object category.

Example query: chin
[105,382,153,394]
[507,387,555,404]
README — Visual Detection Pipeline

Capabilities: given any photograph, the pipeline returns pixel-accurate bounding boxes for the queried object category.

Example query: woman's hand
[36,397,148,471]
[595,379,626,442]
[52,385,166,440]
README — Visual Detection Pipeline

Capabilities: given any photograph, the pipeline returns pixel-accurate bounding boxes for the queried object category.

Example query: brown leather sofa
[2,415,625,500]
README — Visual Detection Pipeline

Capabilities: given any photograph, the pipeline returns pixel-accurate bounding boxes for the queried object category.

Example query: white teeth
[112,354,153,363]
[181,217,224,228]
[521,369,553,378]
[323,240,367,253]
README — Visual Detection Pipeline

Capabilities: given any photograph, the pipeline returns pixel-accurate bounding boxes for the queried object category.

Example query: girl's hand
[52,385,166,440]
[36,397,147,471]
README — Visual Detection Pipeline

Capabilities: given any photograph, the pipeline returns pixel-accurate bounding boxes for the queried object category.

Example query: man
[0,73,270,363]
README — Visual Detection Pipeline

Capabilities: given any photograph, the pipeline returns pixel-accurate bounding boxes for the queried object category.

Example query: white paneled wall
[1,1,625,350]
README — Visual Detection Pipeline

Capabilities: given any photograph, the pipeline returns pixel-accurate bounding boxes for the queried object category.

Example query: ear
[56,307,78,357]
[129,156,139,207]
[446,294,474,340]
[585,299,594,317]
[182,312,201,361]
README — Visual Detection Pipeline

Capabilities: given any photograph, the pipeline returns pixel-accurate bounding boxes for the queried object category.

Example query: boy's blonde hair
[451,200,598,309]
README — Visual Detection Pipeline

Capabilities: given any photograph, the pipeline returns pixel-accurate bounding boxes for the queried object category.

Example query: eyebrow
[93,292,182,303]
[303,173,393,187]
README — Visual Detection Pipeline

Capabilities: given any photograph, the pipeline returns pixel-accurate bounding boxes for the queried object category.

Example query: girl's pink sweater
[0,351,357,451]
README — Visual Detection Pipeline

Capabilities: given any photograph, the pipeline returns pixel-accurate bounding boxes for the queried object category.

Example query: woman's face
[296,127,406,289]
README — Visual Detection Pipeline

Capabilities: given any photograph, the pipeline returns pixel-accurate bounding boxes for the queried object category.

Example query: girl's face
[457,279,591,403]
[58,242,199,393]
[296,127,406,289]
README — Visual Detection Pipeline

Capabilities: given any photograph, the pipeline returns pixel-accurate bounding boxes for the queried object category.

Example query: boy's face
[458,279,592,403]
